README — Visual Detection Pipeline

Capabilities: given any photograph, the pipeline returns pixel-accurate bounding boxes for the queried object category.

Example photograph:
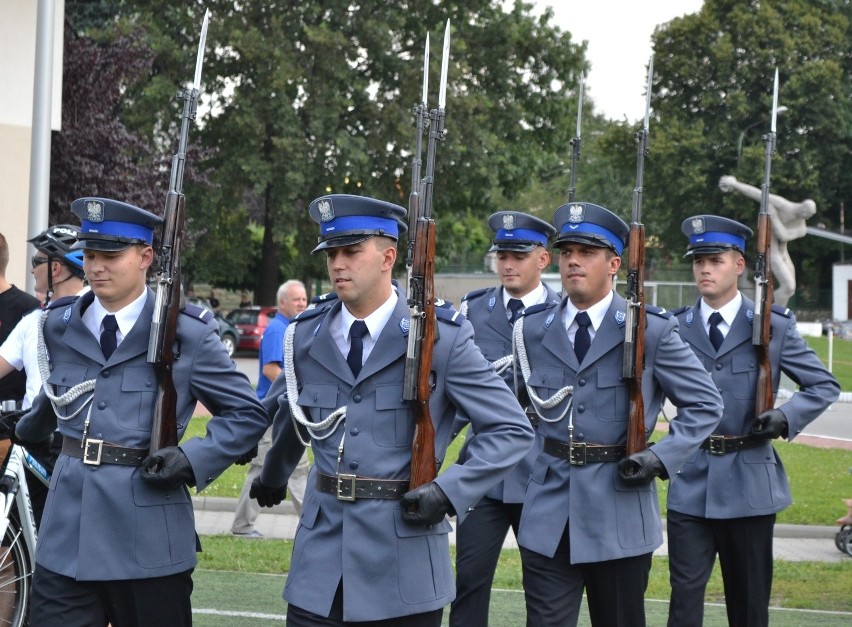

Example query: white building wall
[832,264,852,321]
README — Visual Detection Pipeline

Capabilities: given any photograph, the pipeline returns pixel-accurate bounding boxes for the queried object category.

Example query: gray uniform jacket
[259,295,535,622]
[516,293,723,564]
[668,296,839,518]
[455,284,561,502]
[17,288,268,580]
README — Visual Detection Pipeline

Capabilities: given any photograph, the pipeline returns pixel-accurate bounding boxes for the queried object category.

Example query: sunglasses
[31,255,50,268]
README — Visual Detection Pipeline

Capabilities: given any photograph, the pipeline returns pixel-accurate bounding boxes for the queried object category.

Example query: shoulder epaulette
[771,303,792,318]
[45,295,78,310]
[646,305,672,319]
[668,305,690,317]
[522,301,557,317]
[461,287,493,303]
[294,301,333,322]
[310,291,338,307]
[180,303,214,323]
[436,304,465,326]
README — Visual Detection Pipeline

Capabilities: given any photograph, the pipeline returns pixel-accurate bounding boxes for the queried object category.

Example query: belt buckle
[708,435,726,456]
[569,442,586,466]
[83,439,104,465]
[336,474,357,501]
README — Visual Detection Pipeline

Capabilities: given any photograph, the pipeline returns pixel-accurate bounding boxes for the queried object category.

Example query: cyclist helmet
[28,225,85,279]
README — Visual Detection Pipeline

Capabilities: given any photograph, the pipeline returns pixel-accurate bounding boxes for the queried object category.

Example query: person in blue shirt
[232,279,308,537]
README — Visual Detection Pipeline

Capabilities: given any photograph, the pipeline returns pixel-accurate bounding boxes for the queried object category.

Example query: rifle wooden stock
[148,190,185,452]
[753,211,774,416]
[624,224,647,456]
[407,220,437,490]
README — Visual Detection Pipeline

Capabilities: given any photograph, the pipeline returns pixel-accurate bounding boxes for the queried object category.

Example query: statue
[719,175,816,307]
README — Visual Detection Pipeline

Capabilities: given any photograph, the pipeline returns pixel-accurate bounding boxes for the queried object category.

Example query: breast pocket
[595,368,628,421]
[373,384,412,447]
[297,383,340,434]
[120,366,158,431]
[731,355,758,400]
[526,367,570,421]
[46,363,91,424]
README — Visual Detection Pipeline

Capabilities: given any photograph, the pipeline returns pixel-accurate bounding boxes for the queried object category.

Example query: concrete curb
[193,496,840,540]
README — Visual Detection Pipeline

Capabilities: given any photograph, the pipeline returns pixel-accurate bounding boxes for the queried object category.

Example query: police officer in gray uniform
[250,194,535,626]
[514,202,723,626]
[13,198,268,626]
[667,216,840,627]
[450,211,561,627]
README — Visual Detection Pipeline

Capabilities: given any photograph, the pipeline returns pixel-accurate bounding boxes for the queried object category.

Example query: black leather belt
[525,408,541,428]
[62,437,148,467]
[544,437,626,466]
[316,472,409,502]
[700,434,765,455]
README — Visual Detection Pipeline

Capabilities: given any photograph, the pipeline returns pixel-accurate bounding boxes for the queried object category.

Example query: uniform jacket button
[353,395,362,403]
[350,428,359,436]
[97,401,106,410]
[349,461,358,470]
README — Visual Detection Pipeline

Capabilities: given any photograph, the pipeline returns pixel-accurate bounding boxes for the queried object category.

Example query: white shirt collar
[565,290,614,332]
[340,289,399,340]
[502,283,547,311]
[85,289,148,342]
[701,291,742,328]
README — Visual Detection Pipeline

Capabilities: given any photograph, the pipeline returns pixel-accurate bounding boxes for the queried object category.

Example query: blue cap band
[560,222,624,255]
[81,219,154,245]
[689,231,745,251]
[321,215,400,239]
[494,228,548,246]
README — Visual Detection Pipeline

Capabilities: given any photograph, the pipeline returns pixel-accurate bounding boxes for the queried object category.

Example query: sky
[533,0,705,121]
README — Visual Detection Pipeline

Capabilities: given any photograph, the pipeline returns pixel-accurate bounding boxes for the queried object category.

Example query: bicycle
[0,404,52,627]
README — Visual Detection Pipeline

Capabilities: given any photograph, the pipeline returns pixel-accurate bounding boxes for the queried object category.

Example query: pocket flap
[297,384,339,409]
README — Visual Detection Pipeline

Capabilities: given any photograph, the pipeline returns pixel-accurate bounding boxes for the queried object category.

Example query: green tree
[649,0,852,308]
[119,0,588,302]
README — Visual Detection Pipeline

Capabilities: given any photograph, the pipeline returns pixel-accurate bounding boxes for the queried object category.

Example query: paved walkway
[193,496,851,563]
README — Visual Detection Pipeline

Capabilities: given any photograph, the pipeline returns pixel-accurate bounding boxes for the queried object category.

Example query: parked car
[214,313,240,358]
[225,306,277,351]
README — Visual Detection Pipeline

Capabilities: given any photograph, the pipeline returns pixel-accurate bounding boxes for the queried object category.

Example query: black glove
[250,477,286,508]
[235,444,259,466]
[140,447,196,490]
[751,408,788,439]
[0,410,25,442]
[401,482,454,526]
[617,448,668,487]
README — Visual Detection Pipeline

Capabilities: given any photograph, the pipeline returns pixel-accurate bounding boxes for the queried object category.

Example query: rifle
[567,73,584,203]
[147,9,209,454]
[403,20,450,490]
[622,55,653,457]
[753,69,780,416]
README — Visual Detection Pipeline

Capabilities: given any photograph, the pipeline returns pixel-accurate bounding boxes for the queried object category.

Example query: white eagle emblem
[86,200,104,223]
[318,198,334,222]
[502,214,516,230]
[568,204,584,223]
[691,217,705,234]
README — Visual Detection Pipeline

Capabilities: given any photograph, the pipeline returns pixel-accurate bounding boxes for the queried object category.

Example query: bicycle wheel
[0,511,30,627]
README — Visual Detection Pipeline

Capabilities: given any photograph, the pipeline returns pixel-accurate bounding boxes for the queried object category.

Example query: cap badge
[502,214,516,230]
[86,200,104,223]
[568,204,585,223]
[691,217,705,234]
[318,198,334,222]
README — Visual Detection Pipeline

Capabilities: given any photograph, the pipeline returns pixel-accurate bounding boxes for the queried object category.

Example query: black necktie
[708,311,724,352]
[574,311,591,363]
[100,314,118,360]
[347,320,369,376]
[507,298,524,324]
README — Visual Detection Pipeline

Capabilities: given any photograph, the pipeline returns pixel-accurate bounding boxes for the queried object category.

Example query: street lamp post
[737,106,788,164]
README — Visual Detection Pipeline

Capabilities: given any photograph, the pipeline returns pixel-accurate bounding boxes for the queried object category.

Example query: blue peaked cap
[552,202,629,255]
[488,211,557,252]
[309,194,408,253]
[71,198,162,251]
[681,215,752,256]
